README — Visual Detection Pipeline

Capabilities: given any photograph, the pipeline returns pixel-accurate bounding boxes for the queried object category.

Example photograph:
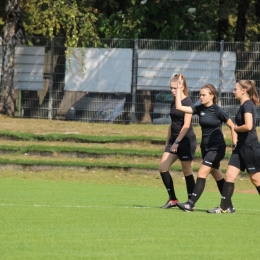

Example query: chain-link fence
[1,37,260,125]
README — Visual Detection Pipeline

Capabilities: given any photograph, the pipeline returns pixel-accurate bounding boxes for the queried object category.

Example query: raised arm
[175,74,193,114]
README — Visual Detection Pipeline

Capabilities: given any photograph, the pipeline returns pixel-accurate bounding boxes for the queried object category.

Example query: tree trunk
[0,0,26,116]
[235,0,250,42]
[217,0,230,41]
[256,0,260,41]
[136,90,153,123]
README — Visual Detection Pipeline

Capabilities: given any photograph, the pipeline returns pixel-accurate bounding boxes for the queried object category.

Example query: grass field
[0,115,260,259]
[1,168,260,259]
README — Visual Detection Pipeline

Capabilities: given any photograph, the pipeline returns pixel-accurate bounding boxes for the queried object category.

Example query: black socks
[160,171,177,200]
[256,185,260,195]
[189,177,206,204]
[216,178,225,195]
[220,182,235,210]
[216,178,234,208]
[185,174,195,199]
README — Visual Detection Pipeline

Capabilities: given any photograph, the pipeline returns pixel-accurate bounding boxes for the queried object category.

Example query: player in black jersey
[208,80,260,214]
[174,75,237,212]
[159,74,197,208]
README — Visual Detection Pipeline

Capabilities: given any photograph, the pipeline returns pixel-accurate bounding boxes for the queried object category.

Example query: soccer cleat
[161,199,178,209]
[176,200,195,212]
[226,207,236,213]
[207,206,236,214]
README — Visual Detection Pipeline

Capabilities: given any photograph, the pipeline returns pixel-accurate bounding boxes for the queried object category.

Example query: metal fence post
[17,90,21,116]
[131,38,138,123]
[218,40,224,106]
[48,38,54,120]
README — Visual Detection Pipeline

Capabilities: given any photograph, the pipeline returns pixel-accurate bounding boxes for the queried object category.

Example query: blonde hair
[170,74,189,96]
[237,80,260,106]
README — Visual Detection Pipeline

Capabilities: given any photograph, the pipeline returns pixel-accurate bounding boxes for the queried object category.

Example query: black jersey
[192,104,229,145]
[170,97,195,137]
[235,100,258,144]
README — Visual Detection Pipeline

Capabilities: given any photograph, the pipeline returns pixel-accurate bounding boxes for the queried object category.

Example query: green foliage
[0,0,256,45]
[1,0,260,44]
[0,1,5,34]
[96,0,219,40]
[21,0,100,47]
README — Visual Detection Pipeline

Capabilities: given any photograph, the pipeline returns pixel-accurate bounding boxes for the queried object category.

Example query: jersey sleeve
[243,101,254,114]
[182,97,193,106]
[191,104,201,115]
[215,106,230,123]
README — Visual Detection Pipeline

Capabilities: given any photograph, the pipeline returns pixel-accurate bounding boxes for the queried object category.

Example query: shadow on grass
[112,204,208,213]
[131,204,181,209]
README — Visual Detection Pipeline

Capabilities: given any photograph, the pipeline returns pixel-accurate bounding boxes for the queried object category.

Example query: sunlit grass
[0,169,259,259]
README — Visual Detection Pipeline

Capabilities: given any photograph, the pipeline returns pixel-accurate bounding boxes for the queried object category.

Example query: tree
[217,0,230,41]
[21,0,99,48]
[0,0,26,116]
[2,0,260,120]
[0,0,100,117]
[256,0,260,41]
[235,0,250,42]
[96,0,219,40]
[0,1,5,34]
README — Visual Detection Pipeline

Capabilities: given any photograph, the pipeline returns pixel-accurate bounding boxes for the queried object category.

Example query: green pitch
[0,174,259,259]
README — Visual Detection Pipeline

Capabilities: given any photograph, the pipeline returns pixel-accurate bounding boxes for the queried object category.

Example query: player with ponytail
[208,80,260,213]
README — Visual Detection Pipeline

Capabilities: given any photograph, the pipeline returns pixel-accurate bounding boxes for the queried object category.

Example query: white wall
[0,47,236,93]
[64,48,133,93]
[137,50,236,92]
[0,46,45,90]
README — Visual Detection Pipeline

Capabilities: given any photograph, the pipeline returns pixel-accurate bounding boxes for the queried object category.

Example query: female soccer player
[208,80,260,213]
[159,74,197,208]
[175,75,237,212]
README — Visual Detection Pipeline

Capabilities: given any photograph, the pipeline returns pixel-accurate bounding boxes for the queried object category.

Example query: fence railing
[1,37,260,125]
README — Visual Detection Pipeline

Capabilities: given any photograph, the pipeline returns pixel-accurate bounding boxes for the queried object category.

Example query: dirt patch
[236,189,258,194]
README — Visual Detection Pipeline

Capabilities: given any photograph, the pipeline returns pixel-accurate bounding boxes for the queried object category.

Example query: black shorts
[201,142,226,169]
[228,142,260,173]
[164,136,196,161]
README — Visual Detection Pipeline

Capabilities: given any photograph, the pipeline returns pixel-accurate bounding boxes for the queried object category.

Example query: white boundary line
[0,203,152,209]
[1,203,260,212]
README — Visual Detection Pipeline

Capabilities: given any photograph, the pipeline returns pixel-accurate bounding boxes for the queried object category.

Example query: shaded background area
[0,38,259,124]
